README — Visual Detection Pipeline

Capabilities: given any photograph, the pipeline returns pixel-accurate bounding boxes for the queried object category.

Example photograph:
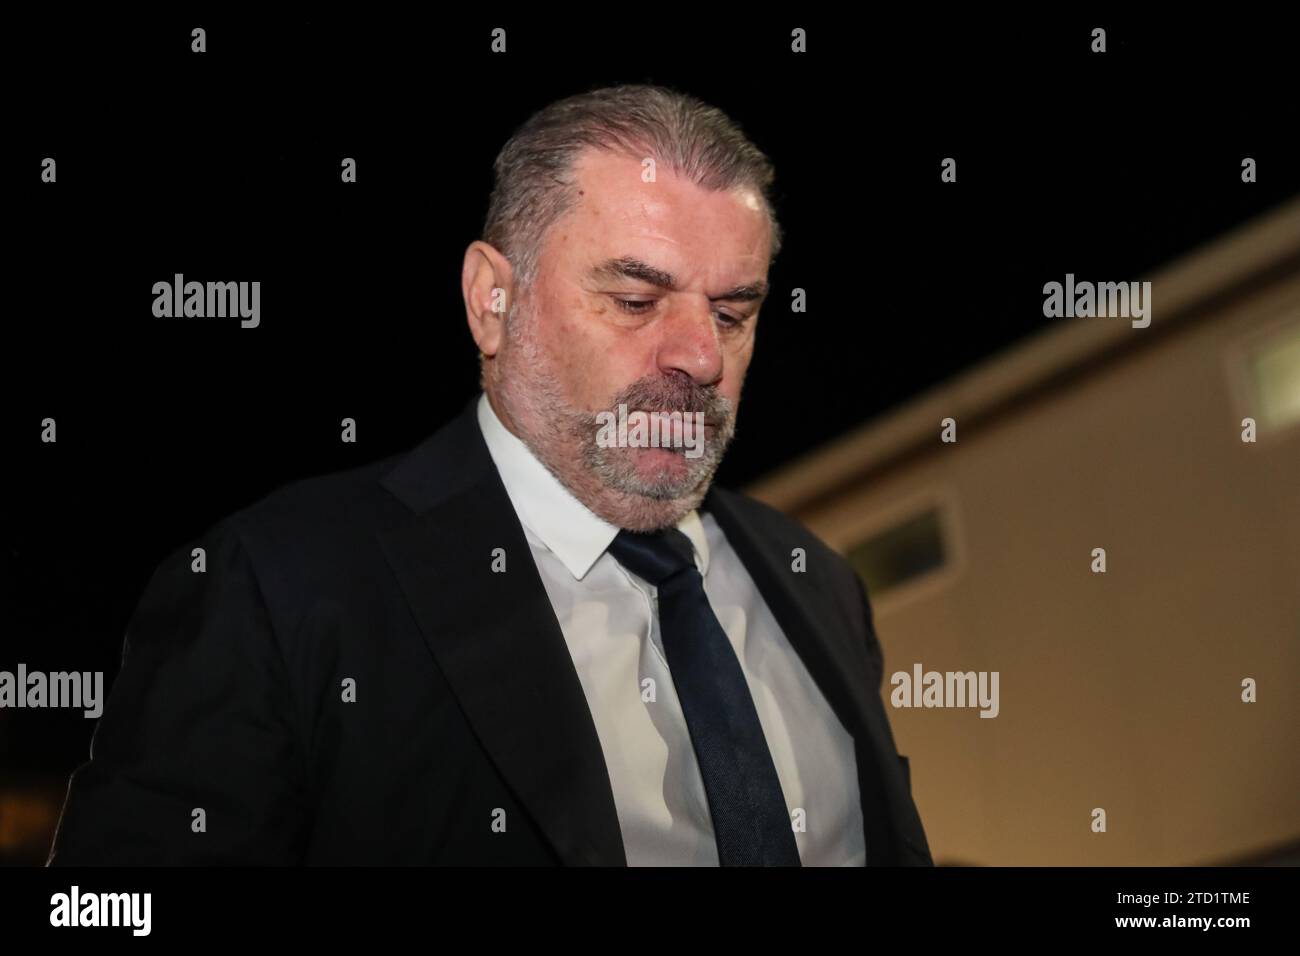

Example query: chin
[606,500,698,533]
[570,446,721,531]
[592,480,711,532]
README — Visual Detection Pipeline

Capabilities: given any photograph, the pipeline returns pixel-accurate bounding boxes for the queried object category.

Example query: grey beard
[577,374,735,500]
[580,411,733,500]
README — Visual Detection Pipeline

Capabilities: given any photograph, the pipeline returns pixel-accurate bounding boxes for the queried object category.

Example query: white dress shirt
[476,394,866,865]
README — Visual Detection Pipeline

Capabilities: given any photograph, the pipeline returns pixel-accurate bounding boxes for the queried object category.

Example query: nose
[653,294,724,387]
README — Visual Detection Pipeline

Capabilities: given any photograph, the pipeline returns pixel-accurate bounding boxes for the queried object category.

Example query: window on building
[846,506,947,597]
[1245,319,1300,433]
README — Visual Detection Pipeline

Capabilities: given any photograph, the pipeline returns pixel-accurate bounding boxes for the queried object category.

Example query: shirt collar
[476,393,709,580]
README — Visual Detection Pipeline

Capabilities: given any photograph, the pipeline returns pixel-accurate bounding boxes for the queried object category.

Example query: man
[47,84,933,866]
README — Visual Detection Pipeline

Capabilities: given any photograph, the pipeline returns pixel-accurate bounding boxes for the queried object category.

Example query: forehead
[559,147,771,275]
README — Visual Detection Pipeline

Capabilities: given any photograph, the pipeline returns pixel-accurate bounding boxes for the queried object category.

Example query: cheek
[533,292,614,401]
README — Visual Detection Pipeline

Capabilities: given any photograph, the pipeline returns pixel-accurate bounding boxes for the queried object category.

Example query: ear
[461,241,515,358]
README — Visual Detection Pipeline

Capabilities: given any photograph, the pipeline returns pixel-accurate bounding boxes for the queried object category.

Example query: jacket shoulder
[150,451,416,638]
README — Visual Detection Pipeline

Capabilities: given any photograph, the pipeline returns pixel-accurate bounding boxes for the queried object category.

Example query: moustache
[609,377,733,424]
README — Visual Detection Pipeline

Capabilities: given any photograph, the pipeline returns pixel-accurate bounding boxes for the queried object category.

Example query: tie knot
[607,528,697,586]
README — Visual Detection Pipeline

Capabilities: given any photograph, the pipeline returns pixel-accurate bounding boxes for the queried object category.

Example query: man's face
[490,147,773,531]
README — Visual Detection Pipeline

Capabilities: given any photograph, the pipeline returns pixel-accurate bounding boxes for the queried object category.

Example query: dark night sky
[3,12,1298,774]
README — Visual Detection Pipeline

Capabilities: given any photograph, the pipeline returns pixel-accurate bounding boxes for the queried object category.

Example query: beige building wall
[752,204,1300,865]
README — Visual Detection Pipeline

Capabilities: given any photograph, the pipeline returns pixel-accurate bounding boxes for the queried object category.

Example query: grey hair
[482,83,782,295]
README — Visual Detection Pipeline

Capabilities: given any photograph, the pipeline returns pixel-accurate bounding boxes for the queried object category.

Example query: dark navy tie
[607,528,802,866]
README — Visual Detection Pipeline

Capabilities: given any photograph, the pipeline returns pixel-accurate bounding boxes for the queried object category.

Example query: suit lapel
[376,402,627,866]
[704,487,913,865]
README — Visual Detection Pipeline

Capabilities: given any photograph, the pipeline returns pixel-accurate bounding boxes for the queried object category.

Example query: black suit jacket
[48,398,934,866]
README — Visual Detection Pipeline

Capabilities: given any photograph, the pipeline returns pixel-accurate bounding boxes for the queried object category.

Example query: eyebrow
[588,256,769,303]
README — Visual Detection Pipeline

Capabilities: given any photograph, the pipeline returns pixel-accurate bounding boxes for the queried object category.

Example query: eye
[614,297,656,315]
[713,309,744,329]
